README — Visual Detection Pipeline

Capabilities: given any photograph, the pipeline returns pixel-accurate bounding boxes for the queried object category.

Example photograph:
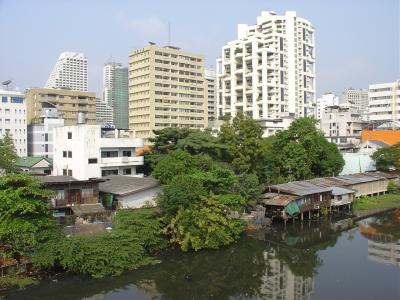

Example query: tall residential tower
[128,44,207,143]
[45,52,88,91]
[103,62,129,129]
[217,11,315,136]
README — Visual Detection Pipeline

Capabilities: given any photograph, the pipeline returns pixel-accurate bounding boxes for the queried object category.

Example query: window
[45,133,48,142]
[101,151,118,158]
[56,189,65,200]
[122,150,132,157]
[62,169,67,175]
[68,170,72,176]
[2,96,7,103]
[10,97,23,104]
[88,158,98,164]
[102,169,119,176]
[63,151,67,157]
[68,151,72,158]
[81,188,93,199]
[67,132,72,139]
[123,168,132,175]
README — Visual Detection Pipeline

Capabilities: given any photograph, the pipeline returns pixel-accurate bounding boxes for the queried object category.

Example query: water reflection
[3,212,399,300]
[359,209,400,268]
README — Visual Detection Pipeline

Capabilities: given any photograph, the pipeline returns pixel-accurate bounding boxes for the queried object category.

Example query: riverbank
[353,193,400,212]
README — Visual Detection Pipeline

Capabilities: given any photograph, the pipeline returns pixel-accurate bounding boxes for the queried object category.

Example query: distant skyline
[0,0,398,97]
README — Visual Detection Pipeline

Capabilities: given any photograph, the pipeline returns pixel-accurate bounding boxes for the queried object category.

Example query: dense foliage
[32,208,166,278]
[0,132,18,173]
[0,174,54,256]
[372,143,400,171]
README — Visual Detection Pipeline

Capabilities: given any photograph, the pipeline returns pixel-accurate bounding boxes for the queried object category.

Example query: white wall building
[53,125,144,180]
[320,103,363,150]
[0,89,27,156]
[368,81,400,127]
[95,98,114,125]
[27,107,64,158]
[342,88,368,119]
[205,68,217,128]
[217,11,316,136]
[316,93,339,120]
[45,52,88,91]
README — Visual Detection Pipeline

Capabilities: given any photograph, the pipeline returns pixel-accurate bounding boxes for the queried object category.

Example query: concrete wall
[115,186,161,209]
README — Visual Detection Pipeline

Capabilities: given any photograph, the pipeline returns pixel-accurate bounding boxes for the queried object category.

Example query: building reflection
[359,209,400,268]
[258,248,314,300]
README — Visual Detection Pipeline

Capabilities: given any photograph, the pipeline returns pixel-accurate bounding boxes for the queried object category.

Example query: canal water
[2,210,400,300]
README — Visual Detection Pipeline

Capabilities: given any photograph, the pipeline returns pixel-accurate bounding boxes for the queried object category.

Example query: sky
[0,0,399,97]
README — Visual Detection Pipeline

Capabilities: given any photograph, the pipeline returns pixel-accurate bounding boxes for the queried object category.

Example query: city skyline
[0,0,398,97]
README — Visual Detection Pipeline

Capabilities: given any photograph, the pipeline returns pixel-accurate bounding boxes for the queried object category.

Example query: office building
[103,62,129,128]
[45,52,88,91]
[368,81,400,127]
[342,88,368,119]
[205,68,217,128]
[129,44,207,142]
[96,98,114,126]
[316,93,339,120]
[27,107,64,158]
[217,11,316,136]
[0,89,27,156]
[53,125,144,180]
[25,87,96,126]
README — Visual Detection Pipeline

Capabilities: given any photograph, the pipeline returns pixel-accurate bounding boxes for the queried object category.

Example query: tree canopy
[0,132,18,173]
[372,143,400,171]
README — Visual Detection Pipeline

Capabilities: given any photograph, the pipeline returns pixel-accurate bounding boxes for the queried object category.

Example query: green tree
[219,113,266,176]
[268,117,344,182]
[163,195,245,251]
[0,132,18,173]
[0,174,54,256]
[372,143,400,171]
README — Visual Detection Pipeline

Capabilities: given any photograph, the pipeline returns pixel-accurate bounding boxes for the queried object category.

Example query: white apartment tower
[217,11,315,136]
[95,98,114,126]
[368,81,400,128]
[45,52,88,91]
[0,89,27,156]
[205,68,217,128]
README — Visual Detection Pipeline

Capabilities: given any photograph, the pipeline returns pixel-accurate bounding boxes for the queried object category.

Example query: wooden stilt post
[301,212,304,221]
[309,210,311,219]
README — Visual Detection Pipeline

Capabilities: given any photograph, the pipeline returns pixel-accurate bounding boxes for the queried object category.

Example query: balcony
[100,156,144,167]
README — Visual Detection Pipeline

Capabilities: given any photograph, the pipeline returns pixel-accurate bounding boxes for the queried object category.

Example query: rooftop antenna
[2,80,12,90]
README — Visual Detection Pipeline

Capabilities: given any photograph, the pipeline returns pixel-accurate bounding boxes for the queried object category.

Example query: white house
[99,175,160,208]
[53,125,144,180]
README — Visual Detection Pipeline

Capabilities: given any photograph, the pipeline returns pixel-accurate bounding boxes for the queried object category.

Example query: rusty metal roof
[259,193,299,206]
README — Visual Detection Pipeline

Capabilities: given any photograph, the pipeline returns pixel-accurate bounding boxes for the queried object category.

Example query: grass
[353,193,400,211]
[0,275,37,290]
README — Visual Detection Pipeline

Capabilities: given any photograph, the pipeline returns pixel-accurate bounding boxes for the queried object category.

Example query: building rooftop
[40,176,105,184]
[15,156,52,168]
[99,175,160,196]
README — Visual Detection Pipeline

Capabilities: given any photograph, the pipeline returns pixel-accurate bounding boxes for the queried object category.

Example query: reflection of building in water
[360,224,400,268]
[258,249,314,300]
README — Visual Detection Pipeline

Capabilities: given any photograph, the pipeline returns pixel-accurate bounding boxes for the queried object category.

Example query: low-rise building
[99,175,160,209]
[25,87,96,126]
[0,89,27,156]
[40,176,105,219]
[27,107,64,158]
[368,81,400,127]
[320,104,364,150]
[316,93,339,120]
[53,125,144,180]
[15,156,52,175]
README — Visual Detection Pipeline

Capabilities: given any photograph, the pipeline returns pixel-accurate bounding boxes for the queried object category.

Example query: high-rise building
[342,88,368,118]
[25,88,96,126]
[103,62,129,129]
[368,81,400,127]
[0,89,27,156]
[129,44,207,142]
[96,97,114,126]
[316,93,339,120]
[27,108,64,158]
[217,11,316,136]
[45,52,88,91]
[205,69,217,128]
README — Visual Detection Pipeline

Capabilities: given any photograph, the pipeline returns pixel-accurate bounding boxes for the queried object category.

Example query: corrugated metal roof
[259,194,299,206]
